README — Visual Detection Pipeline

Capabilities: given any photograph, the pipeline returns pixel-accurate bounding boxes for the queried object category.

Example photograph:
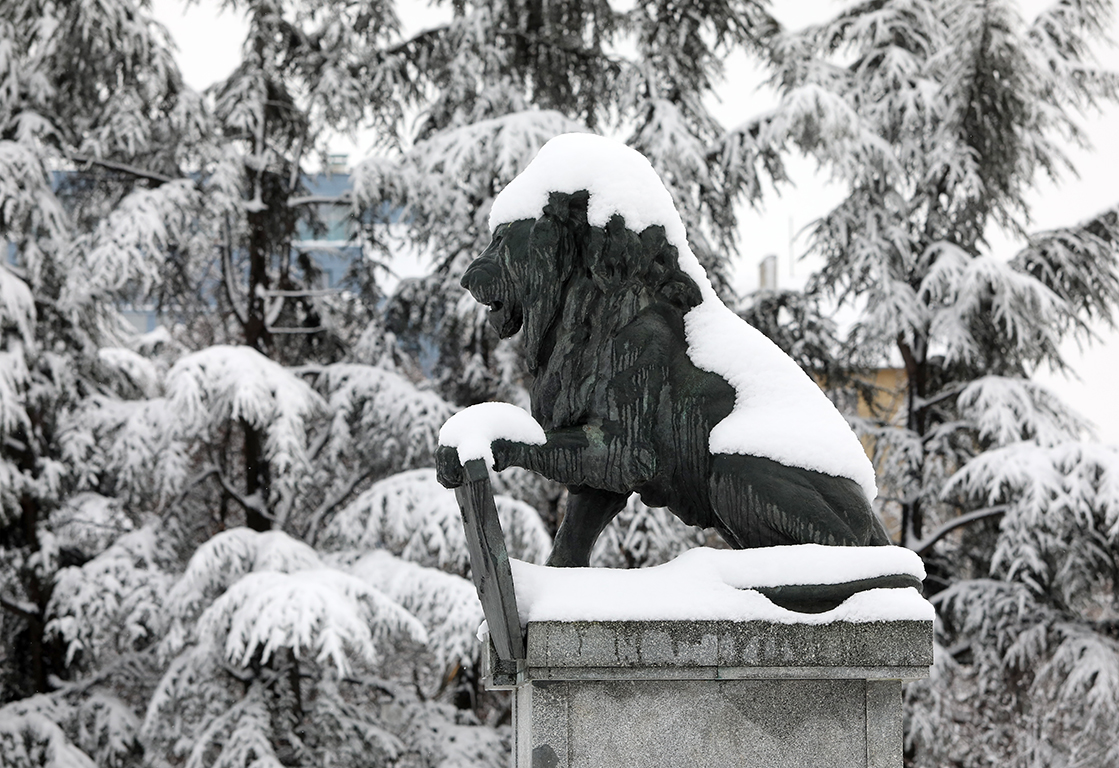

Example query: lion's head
[462,190,702,372]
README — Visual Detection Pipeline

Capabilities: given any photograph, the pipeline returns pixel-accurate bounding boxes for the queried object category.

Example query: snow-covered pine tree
[190,0,413,360]
[3,1,545,764]
[726,0,1119,762]
[0,2,238,764]
[0,0,199,709]
[52,339,540,765]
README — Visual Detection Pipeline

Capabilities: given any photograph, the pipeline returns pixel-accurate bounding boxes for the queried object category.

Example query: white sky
[150,0,1119,444]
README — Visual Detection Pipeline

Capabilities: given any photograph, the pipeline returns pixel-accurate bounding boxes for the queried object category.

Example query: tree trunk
[242,418,272,531]
[897,334,928,545]
[9,418,51,695]
[244,207,272,353]
[19,494,49,694]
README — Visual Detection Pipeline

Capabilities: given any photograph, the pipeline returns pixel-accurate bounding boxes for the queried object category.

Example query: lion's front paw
[489,438,519,472]
[435,445,464,488]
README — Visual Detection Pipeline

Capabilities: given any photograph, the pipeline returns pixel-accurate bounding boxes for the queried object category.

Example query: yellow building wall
[854,368,907,542]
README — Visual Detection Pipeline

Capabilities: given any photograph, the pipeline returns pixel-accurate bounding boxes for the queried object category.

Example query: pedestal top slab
[485,619,933,686]
[529,618,931,667]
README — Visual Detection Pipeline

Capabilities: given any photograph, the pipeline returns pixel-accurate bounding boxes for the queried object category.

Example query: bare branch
[287,193,352,207]
[266,326,326,335]
[262,288,341,297]
[213,471,272,520]
[911,506,1008,556]
[221,215,249,327]
[913,384,967,413]
[67,153,182,186]
[221,661,256,683]
[0,593,39,619]
[170,466,221,512]
[305,467,375,544]
[168,465,271,522]
[288,133,305,194]
[386,23,449,57]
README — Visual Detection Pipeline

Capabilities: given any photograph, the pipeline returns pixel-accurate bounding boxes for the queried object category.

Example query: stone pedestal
[487,619,933,768]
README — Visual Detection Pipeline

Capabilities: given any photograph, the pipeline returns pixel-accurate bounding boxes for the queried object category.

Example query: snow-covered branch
[266,325,326,335]
[1012,206,1119,335]
[0,593,38,619]
[212,470,271,522]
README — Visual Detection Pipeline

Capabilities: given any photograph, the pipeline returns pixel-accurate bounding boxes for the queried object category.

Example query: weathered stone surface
[516,677,885,768]
[508,619,932,768]
[867,680,904,768]
[525,619,933,672]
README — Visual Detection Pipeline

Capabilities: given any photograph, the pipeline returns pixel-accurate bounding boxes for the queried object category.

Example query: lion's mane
[516,191,698,356]
[511,190,704,431]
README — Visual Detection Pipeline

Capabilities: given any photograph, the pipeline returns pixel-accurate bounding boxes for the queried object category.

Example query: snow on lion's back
[489,132,877,500]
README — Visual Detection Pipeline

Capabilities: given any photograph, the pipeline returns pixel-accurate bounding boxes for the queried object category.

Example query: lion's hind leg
[708,454,890,549]
[708,454,909,613]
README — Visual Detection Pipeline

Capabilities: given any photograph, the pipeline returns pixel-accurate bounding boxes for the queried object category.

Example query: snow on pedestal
[488,546,933,768]
[510,545,933,626]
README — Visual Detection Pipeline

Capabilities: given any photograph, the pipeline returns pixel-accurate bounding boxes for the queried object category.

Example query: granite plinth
[487,619,933,768]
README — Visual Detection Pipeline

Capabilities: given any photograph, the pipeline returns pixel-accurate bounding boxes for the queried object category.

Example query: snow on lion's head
[487,133,718,298]
[463,133,878,500]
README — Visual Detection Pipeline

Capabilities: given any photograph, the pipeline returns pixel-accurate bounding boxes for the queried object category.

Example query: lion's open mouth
[485,298,522,338]
[462,249,523,338]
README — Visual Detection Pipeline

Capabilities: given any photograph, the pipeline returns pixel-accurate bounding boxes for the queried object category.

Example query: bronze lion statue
[437,135,895,579]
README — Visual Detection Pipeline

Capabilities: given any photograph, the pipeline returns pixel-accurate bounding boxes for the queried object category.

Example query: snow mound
[489,133,877,499]
[439,402,546,470]
[510,545,933,624]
